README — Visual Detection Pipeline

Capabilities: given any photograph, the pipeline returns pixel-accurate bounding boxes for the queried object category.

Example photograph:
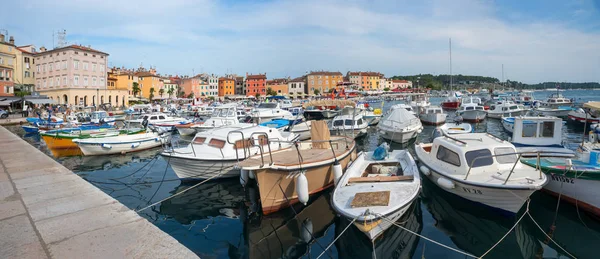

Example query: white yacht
[191,104,241,132]
[162,124,298,180]
[456,96,487,122]
[378,107,422,143]
[415,133,548,213]
[539,93,572,109]
[127,113,187,132]
[486,101,528,119]
[419,106,446,125]
[250,102,295,123]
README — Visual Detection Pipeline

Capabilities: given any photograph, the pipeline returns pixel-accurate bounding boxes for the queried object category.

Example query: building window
[92,64,96,72]
[83,62,88,70]
[62,60,67,70]
[49,77,53,87]
[74,76,79,86]
[74,60,79,69]
[55,77,60,87]
[63,76,67,86]
[92,77,96,86]
[84,77,88,86]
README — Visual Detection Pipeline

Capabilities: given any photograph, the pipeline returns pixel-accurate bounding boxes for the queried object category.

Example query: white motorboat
[250,102,295,123]
[287,120,312,141]
[502,116,574,158]
[568,102,600,124]
[389,103,416,116]
[332,149,420,240]
[73,131,168,156]
[531,107,573,117]
[329,108,369,138]
[362,108,382,126]
[302,99,356,120]
[161,124,297,180]
[127,113,187,132]
[415,133,548,213]
[419,106,446,125]
[456,96,487,122]
[486,101,528,119]
[190,104,240,132]
[409,94,431,114]
[539,93,572,109]
[378,107,423,143]
[89,111,116,125]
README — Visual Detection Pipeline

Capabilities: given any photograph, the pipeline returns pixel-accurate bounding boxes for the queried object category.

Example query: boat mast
[449,38,453,92]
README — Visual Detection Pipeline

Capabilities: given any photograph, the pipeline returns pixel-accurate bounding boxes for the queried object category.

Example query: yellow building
[0,34,15,96]
[347,71,383,90]
[218,77,235,97]
[135,68,162,99]
[266,78,289,95]
[306,71,343,95]
[14,45,36,94]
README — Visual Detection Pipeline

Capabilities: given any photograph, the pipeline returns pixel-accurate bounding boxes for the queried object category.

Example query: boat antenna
[582,108,588,146]
[449,38,452,92]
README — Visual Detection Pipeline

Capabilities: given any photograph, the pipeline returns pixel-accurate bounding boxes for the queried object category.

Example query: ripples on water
[7,90,600,259]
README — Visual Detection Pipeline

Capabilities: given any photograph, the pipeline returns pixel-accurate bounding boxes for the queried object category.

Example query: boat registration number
[550,174,574,184]
[462,187,483,195]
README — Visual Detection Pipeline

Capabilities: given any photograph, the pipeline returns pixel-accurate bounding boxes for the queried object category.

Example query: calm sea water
[7,90,600,259]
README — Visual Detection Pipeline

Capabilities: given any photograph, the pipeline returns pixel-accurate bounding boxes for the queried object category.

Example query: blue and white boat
[502,116,574,157]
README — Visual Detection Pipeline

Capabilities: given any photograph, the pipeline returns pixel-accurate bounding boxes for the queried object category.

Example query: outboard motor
[141,117,149,129]
[432,128,444,141]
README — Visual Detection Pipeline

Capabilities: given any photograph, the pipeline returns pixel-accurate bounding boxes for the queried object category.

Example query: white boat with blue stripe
[73,131,168,156]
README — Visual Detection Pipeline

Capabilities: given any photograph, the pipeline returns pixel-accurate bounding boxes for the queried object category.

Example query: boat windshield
[465,149,493,168]
[258,103,278,109]
[333,120,343,126]
[494,147,517,164]
[344,119,354,126]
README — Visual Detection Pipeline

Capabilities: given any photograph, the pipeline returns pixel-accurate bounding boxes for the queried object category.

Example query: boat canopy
[584,102,600,110]
[302,99,355,108]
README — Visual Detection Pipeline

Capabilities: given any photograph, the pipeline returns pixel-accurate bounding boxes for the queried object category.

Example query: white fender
[296,173,309,205]
[419,165,430,176]
[101,143,112,149]
[589,131,597,143]
[249,170,256,179]
[240,169,249,186]
[437,177,455,189]
[300,218,313,243]
[333,162,343,187]
[131,142,141,148]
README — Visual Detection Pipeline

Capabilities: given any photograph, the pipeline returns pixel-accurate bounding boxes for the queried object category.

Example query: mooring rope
[527,212,577,259]
[316,216,358,259]
[479,201,530,258]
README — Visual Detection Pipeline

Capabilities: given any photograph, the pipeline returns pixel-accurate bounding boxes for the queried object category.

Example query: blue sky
[4,0,600,83]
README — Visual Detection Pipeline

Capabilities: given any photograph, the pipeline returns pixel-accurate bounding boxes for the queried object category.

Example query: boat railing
[250,132,274,167]
[226,130,249,161]
[463,150,572,183]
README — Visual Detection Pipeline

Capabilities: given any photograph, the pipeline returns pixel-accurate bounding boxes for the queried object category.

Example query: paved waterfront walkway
[0,126,198,259]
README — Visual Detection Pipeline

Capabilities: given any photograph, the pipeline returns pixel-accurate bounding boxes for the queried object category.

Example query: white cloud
[4,0,600,83]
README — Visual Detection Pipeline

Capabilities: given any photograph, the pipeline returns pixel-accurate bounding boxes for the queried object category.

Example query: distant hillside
[506,81,600,90]
[390,74,499,90]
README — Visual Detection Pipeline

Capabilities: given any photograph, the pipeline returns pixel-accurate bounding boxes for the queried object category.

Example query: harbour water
[6,90,600,259]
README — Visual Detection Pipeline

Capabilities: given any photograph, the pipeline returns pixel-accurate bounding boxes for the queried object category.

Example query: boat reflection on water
[58,149,161,172]
[159,178,246,225]
[335,200,423,259]
[241,186,336,259]
[421,176,541,258]
[525,192,600,259]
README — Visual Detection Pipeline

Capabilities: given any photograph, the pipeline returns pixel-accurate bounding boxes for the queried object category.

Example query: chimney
[40,46,47,52]
[9,36,14,45]
[0,34,4,42]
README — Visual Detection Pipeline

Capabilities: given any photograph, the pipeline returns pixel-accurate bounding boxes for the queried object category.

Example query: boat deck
[239,143,352,168]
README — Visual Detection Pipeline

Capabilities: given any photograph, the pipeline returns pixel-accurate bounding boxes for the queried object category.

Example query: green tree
[255,93,260,99]
[328,88,334,93]
[313,89,320,95]
[167,87,174,97]
[149,87,155,101]
[132,82,141,97]
[208,96,215,101]
[383,88,390,92]
[159,88,165,97]
[187,92,194,99]
[266,87,277,96]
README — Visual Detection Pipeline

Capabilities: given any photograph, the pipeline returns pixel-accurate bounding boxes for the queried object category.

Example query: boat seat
[348,175,414,183]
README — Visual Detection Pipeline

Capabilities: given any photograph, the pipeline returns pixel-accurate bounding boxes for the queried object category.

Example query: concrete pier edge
[0,126,199,259]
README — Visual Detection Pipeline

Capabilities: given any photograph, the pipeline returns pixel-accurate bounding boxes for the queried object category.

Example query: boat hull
[165,155,240,180]
[458,110,487,123]
[330,128,368,138]
[379,129,419,143]
[421,165,539,213]
[176,127,197,136]
[441,102,460,110]
[420,114,447,125]
[41,135,79,149]
[254,149,355,215]
[76,137,165,156]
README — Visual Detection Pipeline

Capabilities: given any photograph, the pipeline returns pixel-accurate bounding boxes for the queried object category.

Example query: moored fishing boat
[162,124,297,180]
[456,96,487,122]
[239,121,356,214]
[40,127,144,149]
[302,99,355,120]
[73,131,168,156]
[502,116,574,157]
[377,106,422,143]
[568,102,600,124]
[415,133,548,213]
[332,149,420,240]
[419,106,446,125]
[329,107,369,138]
[486,100,528,119]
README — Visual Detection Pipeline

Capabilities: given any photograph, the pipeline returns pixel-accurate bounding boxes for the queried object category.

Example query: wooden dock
[0,126,198,258]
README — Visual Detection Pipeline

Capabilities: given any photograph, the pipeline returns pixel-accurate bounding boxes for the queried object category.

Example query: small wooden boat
[239,120,356,215]
[416,133,548,213]
[419,106,447,125]
[332,150,420,240]
[438,122,472,135]
[73,132,168,156]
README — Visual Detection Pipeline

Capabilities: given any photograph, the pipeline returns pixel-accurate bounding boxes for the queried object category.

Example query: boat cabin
[419,133,520,176]
[510,116,564,147]
[331,115,366,129]
[422,107,444,115]
[544,93,571,105]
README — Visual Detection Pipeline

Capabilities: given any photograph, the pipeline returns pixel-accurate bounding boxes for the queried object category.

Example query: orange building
[347,71,384,90]
[218,77,235,97]
[266,78,289,96]
[245,73,267,96]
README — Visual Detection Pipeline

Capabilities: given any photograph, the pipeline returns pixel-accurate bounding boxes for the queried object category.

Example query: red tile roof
[35,44,109,56]
[219,77,234,81]
[307,71,343,76]
[246,74,266,80]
